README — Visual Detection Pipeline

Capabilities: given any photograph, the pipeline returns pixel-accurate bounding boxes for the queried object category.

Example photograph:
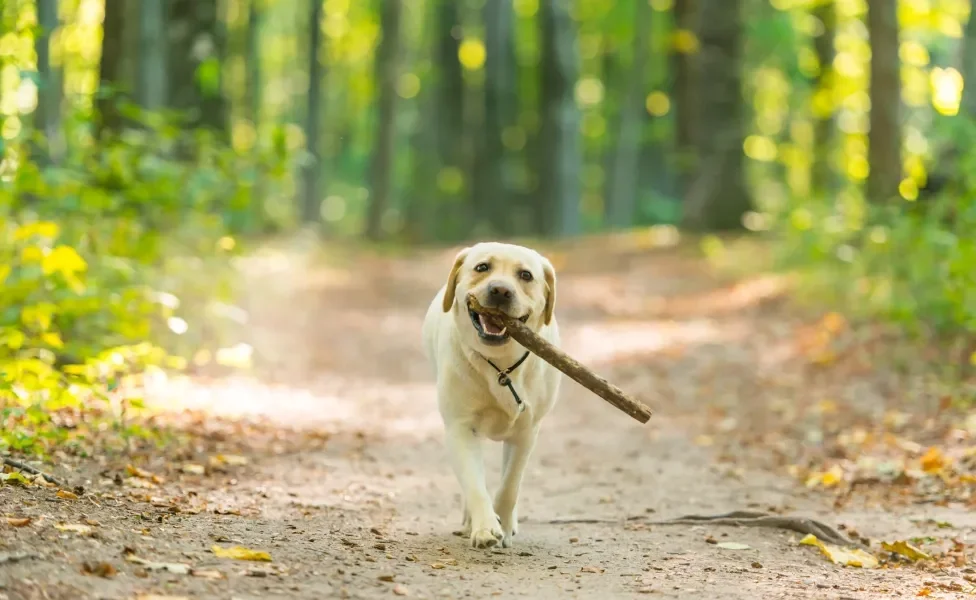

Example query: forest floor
[3,234,976,600]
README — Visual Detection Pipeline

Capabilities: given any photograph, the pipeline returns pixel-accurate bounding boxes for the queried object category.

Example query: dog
[422,241,562,549]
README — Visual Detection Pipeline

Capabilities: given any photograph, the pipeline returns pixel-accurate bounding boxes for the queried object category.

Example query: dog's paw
[470,524,504,549]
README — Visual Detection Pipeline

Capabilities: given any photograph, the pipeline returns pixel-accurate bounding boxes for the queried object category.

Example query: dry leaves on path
[799,533,879,569]
[211,545,272,562]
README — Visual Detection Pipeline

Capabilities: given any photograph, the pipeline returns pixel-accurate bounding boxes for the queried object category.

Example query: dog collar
[482,351,531,410]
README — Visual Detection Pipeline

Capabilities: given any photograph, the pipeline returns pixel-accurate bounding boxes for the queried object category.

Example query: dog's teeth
[498,327,506,335]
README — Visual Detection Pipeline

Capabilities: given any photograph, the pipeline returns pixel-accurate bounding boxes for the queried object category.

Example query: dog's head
[441,242,556,349]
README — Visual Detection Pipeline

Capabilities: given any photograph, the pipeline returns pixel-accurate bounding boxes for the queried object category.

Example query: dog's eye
[518,270,533,282]
[474,262,490,273]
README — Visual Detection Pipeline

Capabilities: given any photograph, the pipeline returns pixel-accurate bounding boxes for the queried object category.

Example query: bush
[0,112,297,457]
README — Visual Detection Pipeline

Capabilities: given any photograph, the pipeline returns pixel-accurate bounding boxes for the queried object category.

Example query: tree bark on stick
[467,296,653,424]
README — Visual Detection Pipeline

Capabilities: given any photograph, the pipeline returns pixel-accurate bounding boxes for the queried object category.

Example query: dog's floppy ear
[542,256,556,325]
[442,247,470,313]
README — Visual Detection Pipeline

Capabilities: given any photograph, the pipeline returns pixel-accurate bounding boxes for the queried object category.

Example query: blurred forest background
[2,0,976,454]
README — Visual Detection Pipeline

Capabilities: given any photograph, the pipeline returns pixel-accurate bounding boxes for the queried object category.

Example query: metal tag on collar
[497,373,511,386]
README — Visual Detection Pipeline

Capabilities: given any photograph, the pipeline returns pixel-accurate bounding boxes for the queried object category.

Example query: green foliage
[769,115,976,343]
[0,102,297,457]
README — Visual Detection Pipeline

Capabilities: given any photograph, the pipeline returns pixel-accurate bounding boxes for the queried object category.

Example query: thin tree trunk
[866,0,901,204]
[433,0,465,227]
[671,0,698,200]
[475,0,517,236]
[606,0,651,230]
[302,0,324,224]
[811,0,836,194]
[961,7,976,119]
[682,0,749,231]
[247,0,262,126]
[137,0,167,112]
[34,0,62,164]
[537,0,581,238]
[97,0,128,138]
[364,0,403,241]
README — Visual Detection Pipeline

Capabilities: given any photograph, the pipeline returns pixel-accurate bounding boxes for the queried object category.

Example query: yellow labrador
[422,242,561,549]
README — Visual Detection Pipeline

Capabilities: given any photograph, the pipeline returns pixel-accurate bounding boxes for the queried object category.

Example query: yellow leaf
[21,304,54,331]
[55,523,93,535]
[798,533,879,568]
[56,489,79,500]
[917,587,932,596]
[20,246,43,263]
[41,245,87,276]
[0,264,10,285]
[920,446,946,474]
[881,540,931,561]
[211,545,272,562]
[41,332,64,349]
[14,221,59,241]
[6,516,32,527]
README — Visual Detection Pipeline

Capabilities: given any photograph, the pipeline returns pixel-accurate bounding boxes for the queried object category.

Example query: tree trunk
[811,0,836,194]
[302,0,325,224]
[246,0,262,126]
[671,0,698,200]
[865,0,901,204]
[167,0,228,135]
[537,0,582,238]
[97,0,129,138]
[137,0,167,112]
[961,6,976,119]
[605,0,651,230]
[364,0,403,241]
[682,0,749,231]
[475,0,518,236]
[433,0,465,228]
[34,0,62,164]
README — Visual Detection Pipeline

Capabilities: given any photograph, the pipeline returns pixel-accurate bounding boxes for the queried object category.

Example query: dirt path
[2,239,972,599]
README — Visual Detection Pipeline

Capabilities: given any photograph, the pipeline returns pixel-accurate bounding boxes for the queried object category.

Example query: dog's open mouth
[468,302,529,345]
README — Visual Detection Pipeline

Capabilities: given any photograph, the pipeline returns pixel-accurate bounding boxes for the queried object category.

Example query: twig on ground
[539,510,862,549]
[649,510,861,548]
[2,455,66,488]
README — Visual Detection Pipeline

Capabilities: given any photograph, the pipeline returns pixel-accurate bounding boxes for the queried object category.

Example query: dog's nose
[486,282,513,304]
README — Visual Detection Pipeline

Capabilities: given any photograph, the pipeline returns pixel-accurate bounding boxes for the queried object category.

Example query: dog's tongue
[479,313,506,335]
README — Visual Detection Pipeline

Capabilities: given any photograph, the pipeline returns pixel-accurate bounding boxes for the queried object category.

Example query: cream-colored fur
[422,241,562,549]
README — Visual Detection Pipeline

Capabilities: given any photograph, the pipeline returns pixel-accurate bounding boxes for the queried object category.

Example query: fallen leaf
[430,562,446,569]
[191,568,225,580]
[917,588,932,597]
[57,489,79,500]
[182,464,205,475]
[580,565,605,573]
[55,523,93,535]
[6,517,31,527]
[378,574,396,582]
[920,447,946,474]
[393,584,410,596]
[881,540,932,561]
[211,545,272,562]
[81,561,117,578]
[715,542,751,550]
[124,553,191,574]
[217,454,249,466]
[799,534,878,568]
[751,562,763,568]
[1,472,31,486]
[126,464,163,483]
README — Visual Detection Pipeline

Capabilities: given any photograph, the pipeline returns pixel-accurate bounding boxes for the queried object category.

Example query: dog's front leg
[444,424,503,548]
[494,429,537,547]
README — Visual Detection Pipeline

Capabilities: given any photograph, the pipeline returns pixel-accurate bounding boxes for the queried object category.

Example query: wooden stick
[467,295,653,424]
